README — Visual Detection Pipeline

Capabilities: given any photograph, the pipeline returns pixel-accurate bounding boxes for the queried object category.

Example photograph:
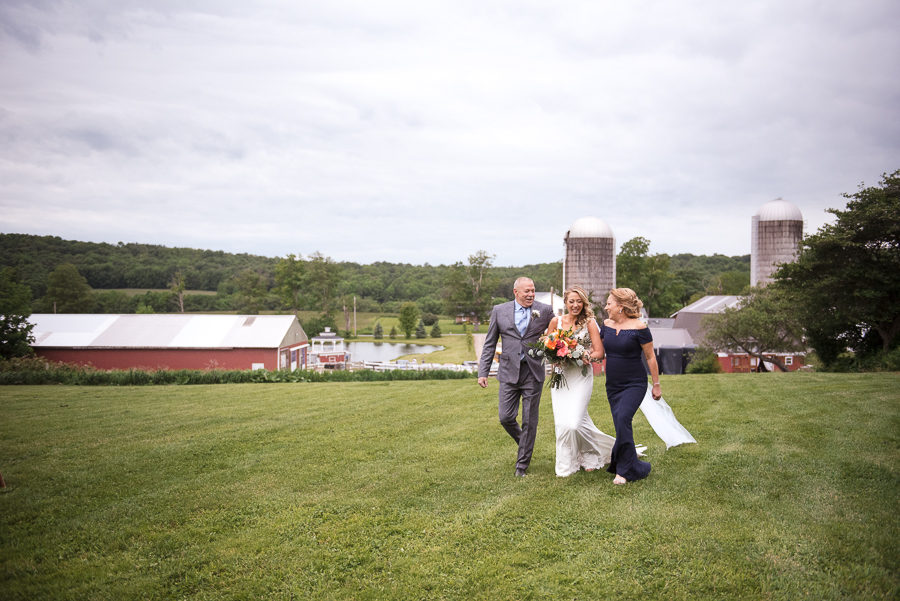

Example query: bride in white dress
[548,286,616,477]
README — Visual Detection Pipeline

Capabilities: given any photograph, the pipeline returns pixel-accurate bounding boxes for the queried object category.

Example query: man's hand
[478,377,488,388]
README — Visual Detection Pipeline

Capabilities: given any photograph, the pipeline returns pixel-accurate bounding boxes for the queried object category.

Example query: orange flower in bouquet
[527,327,591,389]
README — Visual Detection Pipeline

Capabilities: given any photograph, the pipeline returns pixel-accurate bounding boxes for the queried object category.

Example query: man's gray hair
[513,277,534,290]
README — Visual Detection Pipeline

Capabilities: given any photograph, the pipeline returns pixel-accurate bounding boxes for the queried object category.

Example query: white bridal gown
[550,321,616,477]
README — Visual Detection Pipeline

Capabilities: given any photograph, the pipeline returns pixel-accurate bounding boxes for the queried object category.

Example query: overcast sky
[1,1,898,266]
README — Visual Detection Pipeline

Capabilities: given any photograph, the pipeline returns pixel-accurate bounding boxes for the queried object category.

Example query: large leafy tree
[672,266,706,307]
[232,269,268,315]
[775,169,900,362]
[1,267,35,359]
[274,253,305,316]
[398,302,420,339]
[705,271,750,296]
[701,286,806,372]
[443,250,497,332]
[616,237,682,317]
[38,263,95,313]
[305,251,342,318]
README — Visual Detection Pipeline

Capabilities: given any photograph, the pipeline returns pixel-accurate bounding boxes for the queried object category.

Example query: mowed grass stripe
[1,374,898,600]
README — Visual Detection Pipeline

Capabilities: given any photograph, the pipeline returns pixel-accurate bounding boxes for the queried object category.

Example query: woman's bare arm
[642,341,662,400]
[587,318,604,361]
[546,316,558,335]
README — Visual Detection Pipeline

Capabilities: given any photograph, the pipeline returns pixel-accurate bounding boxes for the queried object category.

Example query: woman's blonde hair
[564,286,595,328]
[609,288,643,319]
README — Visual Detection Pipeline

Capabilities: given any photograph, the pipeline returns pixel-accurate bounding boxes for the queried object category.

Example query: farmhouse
[27,314,308,371]
[671,295,806,372]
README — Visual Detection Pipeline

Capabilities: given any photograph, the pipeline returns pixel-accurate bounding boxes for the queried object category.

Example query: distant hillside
[0,234,276,298]
[0,233,749,314]
[669,253,751,278]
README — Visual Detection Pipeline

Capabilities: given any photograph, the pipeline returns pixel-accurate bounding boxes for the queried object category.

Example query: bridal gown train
[550,323,616,477]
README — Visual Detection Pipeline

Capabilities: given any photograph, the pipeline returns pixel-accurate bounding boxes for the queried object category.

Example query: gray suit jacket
[478,300,554,384]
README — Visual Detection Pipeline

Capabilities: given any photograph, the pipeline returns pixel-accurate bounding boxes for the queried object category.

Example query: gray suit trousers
[498,361,543,471]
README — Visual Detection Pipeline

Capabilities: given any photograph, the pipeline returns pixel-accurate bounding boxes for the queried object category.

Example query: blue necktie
[517,306,528,337]
[517,306,529,361]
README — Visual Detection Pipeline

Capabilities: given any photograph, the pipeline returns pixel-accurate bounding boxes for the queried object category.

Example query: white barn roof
[672,295,743,316]
[649,328,695,347]
[28,314,306,349]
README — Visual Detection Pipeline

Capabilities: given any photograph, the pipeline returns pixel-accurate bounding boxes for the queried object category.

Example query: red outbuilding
[28,314,308,371]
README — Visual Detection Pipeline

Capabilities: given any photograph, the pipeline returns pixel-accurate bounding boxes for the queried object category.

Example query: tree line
[0,233,749,322]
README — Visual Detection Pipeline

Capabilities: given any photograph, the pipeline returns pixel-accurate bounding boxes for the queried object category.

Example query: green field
[1,374,898,600]
[394,334,475,364]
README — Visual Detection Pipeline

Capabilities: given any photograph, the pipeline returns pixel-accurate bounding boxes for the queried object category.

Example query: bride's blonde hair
[564,286,595,328]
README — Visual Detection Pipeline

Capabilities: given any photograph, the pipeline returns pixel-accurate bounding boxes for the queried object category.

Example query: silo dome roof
[756,198,802,222]
[567,216,614,238]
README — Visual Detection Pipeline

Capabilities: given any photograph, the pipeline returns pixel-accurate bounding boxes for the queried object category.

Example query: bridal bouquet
[527,327,591,389]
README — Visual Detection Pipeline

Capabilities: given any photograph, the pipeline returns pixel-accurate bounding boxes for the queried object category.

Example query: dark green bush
[818,348,900,373]
[685,347,723,374]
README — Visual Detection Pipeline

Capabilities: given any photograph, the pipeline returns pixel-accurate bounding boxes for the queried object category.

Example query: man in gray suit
[478,277,554,477]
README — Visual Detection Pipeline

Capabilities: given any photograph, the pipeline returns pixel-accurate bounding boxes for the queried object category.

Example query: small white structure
[309,327,350,368]
[535,291,565,316]
[751,198,803,287]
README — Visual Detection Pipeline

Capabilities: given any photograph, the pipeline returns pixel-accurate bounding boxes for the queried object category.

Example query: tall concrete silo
[750,198,803,287]
[563,216,616,305]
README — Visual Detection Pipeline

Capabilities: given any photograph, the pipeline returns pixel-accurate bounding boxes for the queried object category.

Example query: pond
[345,342,445,363]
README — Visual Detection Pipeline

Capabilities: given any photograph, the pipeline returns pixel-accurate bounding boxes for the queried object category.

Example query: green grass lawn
[1,373,898,600]
[354,315,481,336]
[394,335,475,364]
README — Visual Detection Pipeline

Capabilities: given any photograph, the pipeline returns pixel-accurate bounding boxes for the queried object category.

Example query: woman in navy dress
[601,288,662,485]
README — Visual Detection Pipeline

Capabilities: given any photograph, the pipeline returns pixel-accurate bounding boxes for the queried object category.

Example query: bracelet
[652,382,660,386]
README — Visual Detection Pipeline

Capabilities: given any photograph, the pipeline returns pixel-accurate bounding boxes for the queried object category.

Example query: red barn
[28,314,308,371]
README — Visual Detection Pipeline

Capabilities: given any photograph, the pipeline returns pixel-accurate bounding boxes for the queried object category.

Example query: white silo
[751,198,803,287]
[563,216,616,306]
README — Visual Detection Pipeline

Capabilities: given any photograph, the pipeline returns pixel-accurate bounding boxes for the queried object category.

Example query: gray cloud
[1,0,898,265]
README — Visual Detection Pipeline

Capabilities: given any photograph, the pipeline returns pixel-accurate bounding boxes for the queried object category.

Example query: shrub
[686,347,723,374]
[373,321,383,339]
[0,358,473,385]
[135,302,154,314]
[430,322,442,338]
[415,319,427,339]
[819,348,900,373]
[421,313,439,326]
[389,326,398,339]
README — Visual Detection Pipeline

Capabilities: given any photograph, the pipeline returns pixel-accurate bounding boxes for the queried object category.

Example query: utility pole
[353,295,357,336]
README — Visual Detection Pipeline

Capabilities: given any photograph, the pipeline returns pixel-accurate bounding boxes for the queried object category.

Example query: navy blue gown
[600,324,652,481]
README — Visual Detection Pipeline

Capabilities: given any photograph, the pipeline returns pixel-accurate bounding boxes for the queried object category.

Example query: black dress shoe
[514,468,527,477]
